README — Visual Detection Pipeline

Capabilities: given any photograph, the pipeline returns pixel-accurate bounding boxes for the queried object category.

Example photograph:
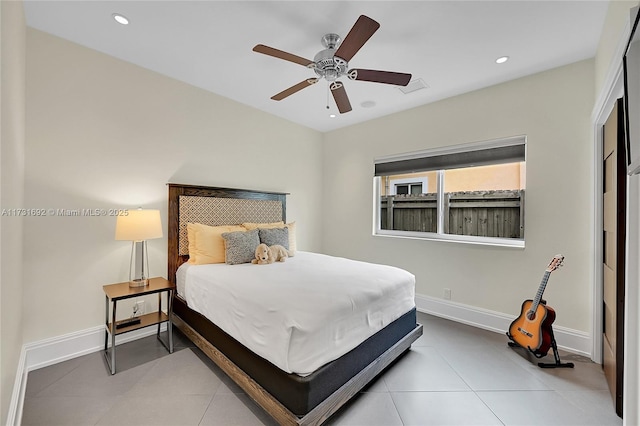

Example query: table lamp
[115,208,163,287]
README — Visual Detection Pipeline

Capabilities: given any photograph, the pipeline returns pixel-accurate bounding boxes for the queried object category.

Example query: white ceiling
[23,1,609,132]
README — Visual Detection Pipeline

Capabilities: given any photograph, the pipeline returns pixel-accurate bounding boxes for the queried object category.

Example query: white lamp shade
[115,209,163,242]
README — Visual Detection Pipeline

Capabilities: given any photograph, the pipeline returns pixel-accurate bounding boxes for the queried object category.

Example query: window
[396,183,419,195]
[373,136,526,247]
[388,177,428,195]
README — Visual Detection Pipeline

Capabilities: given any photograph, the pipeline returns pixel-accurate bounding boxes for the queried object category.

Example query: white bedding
[177,251,415,376]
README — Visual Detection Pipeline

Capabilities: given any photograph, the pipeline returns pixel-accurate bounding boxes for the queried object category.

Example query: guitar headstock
[546,254,564,272]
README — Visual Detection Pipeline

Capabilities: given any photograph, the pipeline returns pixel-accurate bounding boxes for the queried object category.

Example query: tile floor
[21,312,622,426]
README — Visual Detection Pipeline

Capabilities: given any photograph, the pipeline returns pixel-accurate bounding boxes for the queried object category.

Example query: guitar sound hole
[526,311,536,321]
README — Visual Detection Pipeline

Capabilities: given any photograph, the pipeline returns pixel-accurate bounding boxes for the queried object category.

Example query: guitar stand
[507,326,574,369]
[536,329,574,368]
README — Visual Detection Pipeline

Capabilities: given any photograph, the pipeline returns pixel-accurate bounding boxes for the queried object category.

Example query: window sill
[373,229,525,249]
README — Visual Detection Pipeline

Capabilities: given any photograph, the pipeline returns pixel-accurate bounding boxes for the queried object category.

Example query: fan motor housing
[313,34,348,81]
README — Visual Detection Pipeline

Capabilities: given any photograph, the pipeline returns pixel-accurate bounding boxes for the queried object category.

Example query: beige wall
[23,29,324,343]
[0,1,26,424]
[323,59,594,332]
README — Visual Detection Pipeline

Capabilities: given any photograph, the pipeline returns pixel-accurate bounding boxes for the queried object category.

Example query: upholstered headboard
[167,184,287,284]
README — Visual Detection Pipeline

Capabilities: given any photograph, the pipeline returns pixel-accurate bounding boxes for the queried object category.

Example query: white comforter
[177,251,415,375]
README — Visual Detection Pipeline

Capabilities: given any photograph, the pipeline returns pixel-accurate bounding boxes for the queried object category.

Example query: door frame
[602,97,626,416]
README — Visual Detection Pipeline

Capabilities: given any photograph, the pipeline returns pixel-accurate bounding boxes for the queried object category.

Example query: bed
[167,183,423,425]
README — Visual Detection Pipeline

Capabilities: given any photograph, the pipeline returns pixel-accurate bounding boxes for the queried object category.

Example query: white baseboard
[415,293,593,358]
[6,323,167,426]
[24,323,168,372]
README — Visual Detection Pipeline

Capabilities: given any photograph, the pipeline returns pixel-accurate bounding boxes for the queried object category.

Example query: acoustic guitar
[507,255,564,356]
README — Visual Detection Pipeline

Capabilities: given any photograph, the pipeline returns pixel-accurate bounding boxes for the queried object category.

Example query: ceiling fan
[253,15,412,114]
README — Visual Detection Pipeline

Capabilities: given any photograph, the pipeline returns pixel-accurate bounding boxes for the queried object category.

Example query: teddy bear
[252,243,290,264]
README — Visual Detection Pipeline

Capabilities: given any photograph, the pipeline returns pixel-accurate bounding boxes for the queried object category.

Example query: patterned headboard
[168,184,287,284]
[177,196,283,255]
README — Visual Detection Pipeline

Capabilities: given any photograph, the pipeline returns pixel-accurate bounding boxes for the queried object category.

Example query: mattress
[177,251,416,375]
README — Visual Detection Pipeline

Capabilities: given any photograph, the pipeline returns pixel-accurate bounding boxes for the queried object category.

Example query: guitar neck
[530,271,551,310]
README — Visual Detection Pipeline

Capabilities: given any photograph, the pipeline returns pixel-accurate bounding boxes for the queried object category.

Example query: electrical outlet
[443,288,451,300]
[133,301,145,316]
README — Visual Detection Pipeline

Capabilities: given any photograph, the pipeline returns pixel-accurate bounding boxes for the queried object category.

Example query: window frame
[372,136,526,248]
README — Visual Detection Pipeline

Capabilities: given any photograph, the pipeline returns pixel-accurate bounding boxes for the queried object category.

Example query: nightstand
[103,277,174,374]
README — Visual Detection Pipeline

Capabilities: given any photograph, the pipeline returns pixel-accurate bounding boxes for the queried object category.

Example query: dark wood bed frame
[167,183,423,426]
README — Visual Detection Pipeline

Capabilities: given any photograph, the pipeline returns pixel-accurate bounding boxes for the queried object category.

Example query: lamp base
[129,278,148,288]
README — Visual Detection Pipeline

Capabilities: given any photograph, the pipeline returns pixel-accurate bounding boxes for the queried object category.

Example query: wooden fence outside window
[380,190,524,239]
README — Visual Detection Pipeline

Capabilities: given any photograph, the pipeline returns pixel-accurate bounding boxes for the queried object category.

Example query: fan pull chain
[326,83,331,110]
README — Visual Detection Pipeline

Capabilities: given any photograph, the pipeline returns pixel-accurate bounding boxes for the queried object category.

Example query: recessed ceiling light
[329,114,336,118]
[112,13,129,25]
[496,56,509,64]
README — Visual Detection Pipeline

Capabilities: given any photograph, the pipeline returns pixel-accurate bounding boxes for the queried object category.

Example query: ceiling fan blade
[253,44,314,67]
[348,69,412,86]
[330,81,352,114]
[334,15,380,62]
[271,78,318,101]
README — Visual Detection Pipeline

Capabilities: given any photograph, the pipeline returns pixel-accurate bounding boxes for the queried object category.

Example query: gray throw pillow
[221,229,260,265]
[259,227,289,249]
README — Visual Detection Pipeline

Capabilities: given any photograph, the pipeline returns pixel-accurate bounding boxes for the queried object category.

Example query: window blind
[374,140,525,176]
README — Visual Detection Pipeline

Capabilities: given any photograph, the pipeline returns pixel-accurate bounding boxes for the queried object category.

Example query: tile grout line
[385,379,406,426]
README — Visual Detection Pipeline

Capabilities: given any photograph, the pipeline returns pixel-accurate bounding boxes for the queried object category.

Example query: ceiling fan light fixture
[325,69,338,82]
[112,13,129,25]
[495,56,509,64]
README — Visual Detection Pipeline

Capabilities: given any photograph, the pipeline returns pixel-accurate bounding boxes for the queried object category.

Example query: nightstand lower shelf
[107,311,169,335]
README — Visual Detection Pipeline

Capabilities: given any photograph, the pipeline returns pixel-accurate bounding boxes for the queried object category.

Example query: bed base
[173,314,422,426]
